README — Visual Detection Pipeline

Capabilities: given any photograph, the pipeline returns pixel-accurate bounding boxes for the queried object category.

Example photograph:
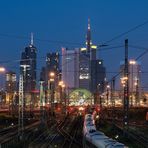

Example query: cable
[103,19,148,44]
[0,45,124,66]
[0,33,83,46]
[129,45,148,51]
[108,47,148,84]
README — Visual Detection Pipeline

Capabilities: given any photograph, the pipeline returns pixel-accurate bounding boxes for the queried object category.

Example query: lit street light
[49,72,55,117]
[0,67,5,72]
[106,84,110,106]
[58,81,66,115]
[0,67,5,109]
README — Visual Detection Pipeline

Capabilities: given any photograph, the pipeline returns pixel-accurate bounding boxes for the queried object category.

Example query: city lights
[49,72,55,77]
[58,81,64,86]
[80,47,87,51]
[49,78,54,82]
[0,2,147,147]
[129,60,136,65]
[106,85,110,88]
[91,45,97,49]
[62,84,65,88]
[0,67,5,72]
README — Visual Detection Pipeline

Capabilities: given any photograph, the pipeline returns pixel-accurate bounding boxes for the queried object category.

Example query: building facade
[45,52,60,85]
[62,47,79,90]
[90,59,106,93]
[20,34,37,106]
[5,71,17,105]
[79,51,90,90]
[120,59,141,106]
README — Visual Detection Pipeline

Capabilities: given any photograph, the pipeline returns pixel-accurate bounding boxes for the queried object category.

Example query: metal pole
[59,86,62,105]
[97,84,100,105]
[18,65,30,140]
[40,80,45,125]
[111,77,115,127]
[107,88,109,107]
[20,65,30,116]
[135,79,139,107]
[50,81,55,117]
[18,74,24,140]
[64,87,66,115]
[123,39,129,133]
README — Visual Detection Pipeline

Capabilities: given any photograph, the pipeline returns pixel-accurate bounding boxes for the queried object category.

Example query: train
[83,114,126,148]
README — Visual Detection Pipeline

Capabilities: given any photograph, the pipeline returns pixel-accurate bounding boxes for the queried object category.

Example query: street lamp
[50,72,55,77]
[62,84,66,115]
[58,81,64,104]
[49,72,55,117]
[106,84,110,106]
[0,67,5,72]
[0,67,5,90]
[39,79,45,125]
[97,83,101,105]
[0,67,5,109]
[58,81,66,115]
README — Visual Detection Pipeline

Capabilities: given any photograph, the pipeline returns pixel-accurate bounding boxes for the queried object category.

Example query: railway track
[113,123,148,148]
[127,129,148,148]
[0,126,18,136]
[28,116,69,148]
[0,121,40,148]
[59,115,83,148]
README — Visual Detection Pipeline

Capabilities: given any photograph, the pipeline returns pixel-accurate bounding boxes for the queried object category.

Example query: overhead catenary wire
[108,46,148,84]
[0,33,83,46]
[103,19,148,44]
[0,45,124,66]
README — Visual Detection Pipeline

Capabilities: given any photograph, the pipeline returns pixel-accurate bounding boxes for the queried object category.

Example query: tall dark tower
[45,52,60,85]
[20,33,37,106]
[86,18,92,54]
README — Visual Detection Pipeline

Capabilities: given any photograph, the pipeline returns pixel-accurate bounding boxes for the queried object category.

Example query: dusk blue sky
[0,0,148,88]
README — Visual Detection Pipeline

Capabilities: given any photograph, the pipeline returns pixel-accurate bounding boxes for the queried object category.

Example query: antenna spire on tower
[86,18,91,53]
[31,32,34,45]
[88,18,90,30]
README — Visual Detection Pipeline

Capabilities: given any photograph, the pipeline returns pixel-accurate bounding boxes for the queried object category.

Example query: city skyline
[0,1,148,147]
[0,0,148,88]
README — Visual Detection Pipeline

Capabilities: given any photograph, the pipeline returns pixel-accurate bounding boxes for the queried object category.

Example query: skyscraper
[62,48,79,90]
[45,52,60,85]
[90,60,106,93]
[78,19,93,90]
[120,59,141,106]
[79,50,90,90]
[61,19,106,96]
[40,66,46,81]
[5,71,17,105]
[86,19,106,94]
[20,33,37,105]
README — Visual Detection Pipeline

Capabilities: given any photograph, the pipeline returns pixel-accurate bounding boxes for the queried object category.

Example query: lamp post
[20,64,30,112]
[106,84,110,107]
[40,79,45,125]
[97,83,101,105]
[58,81,64,104]
[58,81,66,115]
[111,77,115,129]
[123,39,129,134]
[0,67,5,109]
[135,79,139,107]
[62,84,66,115]
[49,72,55,117]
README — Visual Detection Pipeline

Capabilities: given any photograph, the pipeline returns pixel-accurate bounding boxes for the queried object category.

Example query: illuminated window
[12,76,16,82]
[79,74,89,79]
[66,57,71,60]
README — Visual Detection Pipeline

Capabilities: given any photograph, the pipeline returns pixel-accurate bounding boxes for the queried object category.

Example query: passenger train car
[83,114,126,148]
